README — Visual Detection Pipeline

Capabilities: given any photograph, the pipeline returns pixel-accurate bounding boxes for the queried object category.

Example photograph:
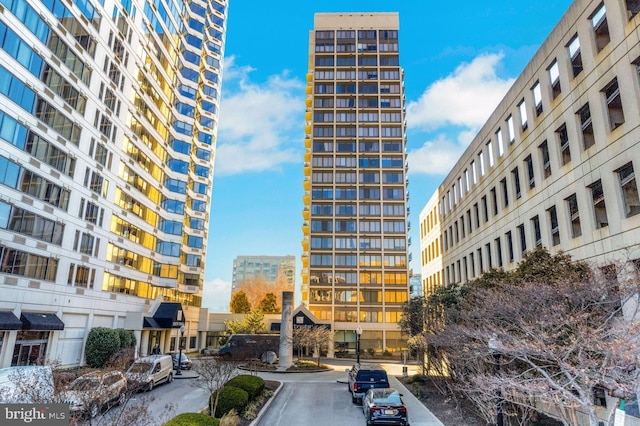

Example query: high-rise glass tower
[302,13,410,355]
[0,0,227,366]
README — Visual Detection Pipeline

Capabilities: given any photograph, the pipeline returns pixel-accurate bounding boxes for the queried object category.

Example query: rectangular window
[602,78,624,130]
[473,203,480,229]
[517,224,527,254]
[506,231,514,263]
[567,34,583,77]
[478,152,485,177]
[500,178,509,208]
[539,140,551,178]
[577,103,595,150]
[548,205,560,246]
[616,162,640,217]
[626,1,640,19]
[490,187,498,216]
[591,3,610,52]
[486,141,494,168]
[512,167,521,200]
[556,124,571,166]
[507,116,515,143]
[466,209,472,235]
[589,179,608,228]
[532,81,543,116]
[525,155,535,189]
[496,129,504,156]
[495,237,503,268]
[481,196,489,224]
[471,161,477,184]
[548,60,561,99]
[531,215,542,247]
[518,99,528,129]
[566,193,582,238]
[485,243,492,269]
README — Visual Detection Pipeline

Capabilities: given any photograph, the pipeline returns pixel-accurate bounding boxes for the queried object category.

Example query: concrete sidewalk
[389,375,445,426]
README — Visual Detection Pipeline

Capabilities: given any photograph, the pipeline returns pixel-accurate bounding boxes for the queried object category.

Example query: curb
[238,366,332,374]
[248,381,284,426]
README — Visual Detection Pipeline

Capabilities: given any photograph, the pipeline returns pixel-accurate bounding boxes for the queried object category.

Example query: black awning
[152,302,184,328]
[20,312,65,331]
[0,311,22,330]
[143,317,161,328]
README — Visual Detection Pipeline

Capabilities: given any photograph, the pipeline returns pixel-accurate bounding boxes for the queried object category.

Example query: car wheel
[89,404,99,419]
[167,373,173,383]
[147,381,154,392]
[118,392,126,406]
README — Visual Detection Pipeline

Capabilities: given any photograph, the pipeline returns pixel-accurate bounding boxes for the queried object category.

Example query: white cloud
[201,278,232,313]
[406,53,515,130]
[215,57,305,176]
[408,135,467,175]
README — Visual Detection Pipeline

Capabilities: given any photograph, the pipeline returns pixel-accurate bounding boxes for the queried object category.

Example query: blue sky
[201,0,574,312]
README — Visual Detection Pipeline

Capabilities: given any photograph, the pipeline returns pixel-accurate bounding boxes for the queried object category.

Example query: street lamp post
[356,326,362,364]
[488,335,504,426]
[176,325,185,376]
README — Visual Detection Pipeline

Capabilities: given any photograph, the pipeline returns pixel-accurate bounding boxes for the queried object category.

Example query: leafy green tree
[257,293,280,314]
[225,310,266,334]
[398,296,427,337]
[85,327,120,368]
[229,290,251,313]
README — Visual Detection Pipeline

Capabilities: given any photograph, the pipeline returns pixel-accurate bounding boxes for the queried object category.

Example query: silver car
[61,370,128,418]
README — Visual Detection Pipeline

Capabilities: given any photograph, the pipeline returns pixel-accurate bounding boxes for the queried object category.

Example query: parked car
[346,363,389,403]
[126,355,173,391]
[61,370,127,418]
[362,388,408,426]
[172,353,192,370]
[0,366,54,403]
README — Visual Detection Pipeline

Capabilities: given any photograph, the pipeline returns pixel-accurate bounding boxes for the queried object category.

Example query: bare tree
[292,326,331,366]
[191,357,241,417]
[426,248,640,426]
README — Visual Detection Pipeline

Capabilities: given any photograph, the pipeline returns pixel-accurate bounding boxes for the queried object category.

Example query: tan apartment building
[419,0,640,422]
[301,13,411,355]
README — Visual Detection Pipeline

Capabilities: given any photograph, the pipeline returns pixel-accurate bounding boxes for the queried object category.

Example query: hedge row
[209,375,266,418]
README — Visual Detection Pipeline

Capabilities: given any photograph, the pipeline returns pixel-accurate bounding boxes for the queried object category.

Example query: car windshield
[175,354,187,360]
[373,391,401,404]
[69,377,99,391]
[129,363,152,374]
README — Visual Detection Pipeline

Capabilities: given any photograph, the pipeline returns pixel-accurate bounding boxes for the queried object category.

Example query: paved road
[255,360,444,426]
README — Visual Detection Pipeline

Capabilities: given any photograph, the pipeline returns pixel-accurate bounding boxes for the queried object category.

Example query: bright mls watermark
[1,404,68,425]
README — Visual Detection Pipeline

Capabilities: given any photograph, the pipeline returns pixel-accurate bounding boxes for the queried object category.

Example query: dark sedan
[362,388,408,426]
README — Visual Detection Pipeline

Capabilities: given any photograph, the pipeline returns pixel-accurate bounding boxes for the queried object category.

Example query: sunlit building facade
[301,13,411,355]
[231,255,296,293]
[0,0,227,367]
[420,1,640,421]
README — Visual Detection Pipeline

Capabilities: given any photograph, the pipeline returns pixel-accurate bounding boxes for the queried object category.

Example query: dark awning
[0,311,22,330]
[143,317,161,328]
[149,302,184,329]
[20,312,64,331]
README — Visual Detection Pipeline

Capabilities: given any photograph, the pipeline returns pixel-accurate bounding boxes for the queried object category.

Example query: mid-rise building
[420,1,640,421]
[231,255,296,293]
[301,13,411,355]
[0,0,227,367]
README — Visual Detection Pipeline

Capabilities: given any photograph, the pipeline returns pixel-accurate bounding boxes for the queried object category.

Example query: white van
[126,355,173,391]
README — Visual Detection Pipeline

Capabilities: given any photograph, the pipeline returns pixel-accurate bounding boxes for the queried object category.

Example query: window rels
[517,223,527,254]
[591,3,610,52]
[567,34,583,77]
[525,155,535,189]
[577,103,595,150]
[532,81,543,116]
[506,116,515,144]
[500,178,509,208]
[539,140,551,178]
[616,162,640,217]
[506,231,514,263]
[512,167,521,200]
[531,215,542,247]
[589,179,608,228]
[548,60,561,99]
[518,99,528,130]
[556,123,571,166]
[627,0,640,19]
[496,129,504,156]
[602,78,624,130]
[566,193,582,238]
[548,205,560,246]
